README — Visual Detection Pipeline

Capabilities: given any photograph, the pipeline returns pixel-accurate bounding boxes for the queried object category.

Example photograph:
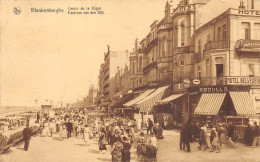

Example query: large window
[254,23,260,40]
[222,24,227,40]
[197,66,201,78]
[241,22,250,40]
[139,56,143,70]
[207,34,211,43]
[217,27,222,41]
[181,23,185,46]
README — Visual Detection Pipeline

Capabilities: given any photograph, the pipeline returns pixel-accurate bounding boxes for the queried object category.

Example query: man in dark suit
[66,120,73,138]
[23,124,32,151]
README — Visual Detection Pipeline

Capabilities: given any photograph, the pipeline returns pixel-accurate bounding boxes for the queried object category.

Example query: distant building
[97,46,129,105]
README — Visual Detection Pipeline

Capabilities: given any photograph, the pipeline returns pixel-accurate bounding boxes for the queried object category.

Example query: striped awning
[157,93,185,105]
[194,93,226,115]
[229,92,255,116]
[136,85,171,112]
[123,89,155,107]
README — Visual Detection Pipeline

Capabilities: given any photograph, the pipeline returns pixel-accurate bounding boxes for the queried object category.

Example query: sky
[0,0,175,107]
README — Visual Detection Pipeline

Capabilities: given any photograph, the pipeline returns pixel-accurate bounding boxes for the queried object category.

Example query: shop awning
[123,89,155,107]
[157,93,185,105]
[111,93,135,108]
[135,85,171,112]
[229,92,255,116]
[194,93,226,115]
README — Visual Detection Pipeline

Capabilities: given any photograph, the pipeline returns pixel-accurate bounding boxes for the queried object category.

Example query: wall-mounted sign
[193,79,200,85]
[238,10,260,16]
[199,86,250,93]
[225,77,260,86]
[199,86,228,93]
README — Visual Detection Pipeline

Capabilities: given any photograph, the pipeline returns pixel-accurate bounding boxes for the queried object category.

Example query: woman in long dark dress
[122,137,131,162]
[244,124,253,146]
[99,130,107,154]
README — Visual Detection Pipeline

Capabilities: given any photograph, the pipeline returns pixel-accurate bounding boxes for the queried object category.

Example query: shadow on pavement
[97,157,110,161]
[88,149,100,154]
[75,144,85,146]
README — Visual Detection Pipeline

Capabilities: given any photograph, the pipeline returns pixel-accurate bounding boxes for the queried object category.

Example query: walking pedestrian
[23,124,32,151]
[147,118,153,135]
[66,119,73,138]
[244,124,253,146]
[252,121,260,148]
[227,122,236,148]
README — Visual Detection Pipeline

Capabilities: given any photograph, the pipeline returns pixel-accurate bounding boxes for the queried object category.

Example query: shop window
[254,23,260,40]
[222,24,227,40]
[241,22,250,40]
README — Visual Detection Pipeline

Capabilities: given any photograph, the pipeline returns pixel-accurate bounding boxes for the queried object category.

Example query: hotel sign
[225,77,260,86]
[238,10,260,16]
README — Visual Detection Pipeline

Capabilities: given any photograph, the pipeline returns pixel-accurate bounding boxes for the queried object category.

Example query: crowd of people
[19,109,260,161]
[34,109,164,161]
[179,119,260,153]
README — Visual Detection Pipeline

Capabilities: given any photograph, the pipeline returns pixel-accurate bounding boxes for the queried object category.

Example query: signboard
[225,77,260,86]
[238,10,260,16]
[199,86,250,93]
[193,79,200,85]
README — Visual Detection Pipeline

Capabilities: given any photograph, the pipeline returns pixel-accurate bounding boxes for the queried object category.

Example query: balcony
[173,46,194,55]
[204,40,230,53]
[235,39,260,55]
[143,61,157,72]
[145,38,158,53]
[200,77,227,86]
[158,23,172,31]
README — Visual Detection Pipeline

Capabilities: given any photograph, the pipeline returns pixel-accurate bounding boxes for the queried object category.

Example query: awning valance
[229,92,255,116]
[194,93,226,115]
[123,89,155,107]
[136,85,171,111]
[157,93,185,105]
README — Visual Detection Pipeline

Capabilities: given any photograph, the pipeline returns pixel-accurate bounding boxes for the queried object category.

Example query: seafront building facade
[97,0,260,126]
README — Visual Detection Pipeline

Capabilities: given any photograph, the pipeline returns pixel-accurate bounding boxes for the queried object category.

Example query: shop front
[134,85,171,126]
[154,93,185,128]
[193,86,256,141]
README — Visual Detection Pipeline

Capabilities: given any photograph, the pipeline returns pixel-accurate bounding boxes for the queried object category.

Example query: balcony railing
[200,77,226,86]
[173,46,194,54]
[143,61,157,72]
[204,40,230,53]
[145,38,158,52]
[199,76,260,86]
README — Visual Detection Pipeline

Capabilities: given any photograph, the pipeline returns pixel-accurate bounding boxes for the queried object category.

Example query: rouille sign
[199,86,250,93]
[225,77,260,86]
[238,10,260,16]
